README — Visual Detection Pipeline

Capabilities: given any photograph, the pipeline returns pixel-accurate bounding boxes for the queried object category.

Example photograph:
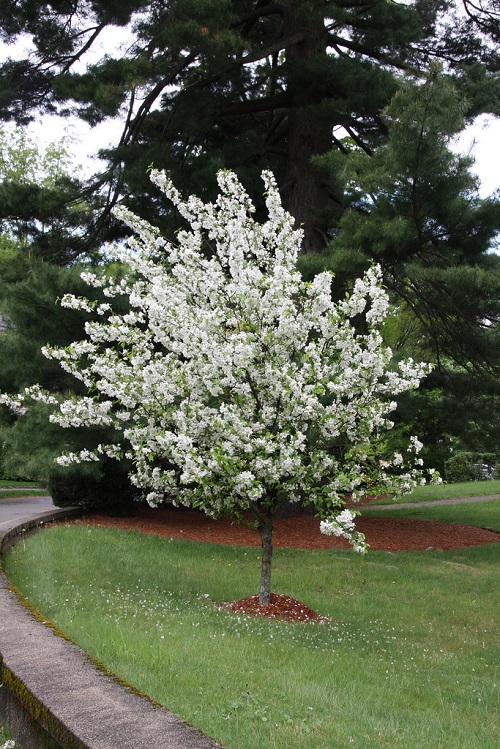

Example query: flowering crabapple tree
[4,169,439,605]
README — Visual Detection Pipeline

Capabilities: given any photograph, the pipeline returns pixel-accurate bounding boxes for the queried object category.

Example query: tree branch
[327,32,421,76]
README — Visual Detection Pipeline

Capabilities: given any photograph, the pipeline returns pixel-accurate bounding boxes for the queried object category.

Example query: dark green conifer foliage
[1,2,498,251]
[0,254,137,508]
[317,70,500,376]
[0,129,135,505]
[313,70,500,464]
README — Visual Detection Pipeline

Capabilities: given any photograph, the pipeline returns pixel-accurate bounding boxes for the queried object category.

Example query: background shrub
[444,452,498,483]
[48,458,139,515]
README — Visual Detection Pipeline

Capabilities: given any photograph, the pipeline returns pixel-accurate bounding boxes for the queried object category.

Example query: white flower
[1,168,433,558]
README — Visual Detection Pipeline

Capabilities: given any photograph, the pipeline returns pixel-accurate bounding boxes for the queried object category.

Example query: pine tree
[1,2,498,251]
[0,125,94,264]
[312,69,500,464]
[318,69,500,376]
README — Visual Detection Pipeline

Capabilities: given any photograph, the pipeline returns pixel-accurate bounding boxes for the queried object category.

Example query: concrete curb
[0,510,225,749]
[0,507,82,554]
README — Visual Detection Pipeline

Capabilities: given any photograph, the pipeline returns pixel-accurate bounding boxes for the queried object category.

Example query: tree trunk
[281,1,342,253]
[256,512,273,606]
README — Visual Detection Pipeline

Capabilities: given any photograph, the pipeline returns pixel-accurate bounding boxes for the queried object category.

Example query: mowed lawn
[366,479,500,505]
[0,480,47,500]
[360,488,500,532]
[3,513,499,749]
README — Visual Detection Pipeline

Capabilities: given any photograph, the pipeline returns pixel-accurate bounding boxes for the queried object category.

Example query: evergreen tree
[0,247,137,502]
[0,125,94,264]
[312,69,500,464]
[0,129,136,505]
[0,259,89,479]
[1,2,498,251]
[316,69,500,376]
[0,126,96,406]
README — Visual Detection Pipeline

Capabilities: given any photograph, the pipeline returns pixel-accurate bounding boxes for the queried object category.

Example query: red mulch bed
[77,504,498,552]
[74,504,498,623]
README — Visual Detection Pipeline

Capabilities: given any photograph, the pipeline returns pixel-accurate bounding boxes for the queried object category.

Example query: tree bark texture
[281,0,342,253]
[257,512,274,606]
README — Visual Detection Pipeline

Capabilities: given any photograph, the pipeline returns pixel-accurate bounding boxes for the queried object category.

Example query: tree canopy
[0,125,94,264]
[313,69,500,378]
[10,169,438,602]
[0,1,498,477]
[1,1,498,251]
[0,127,133,495]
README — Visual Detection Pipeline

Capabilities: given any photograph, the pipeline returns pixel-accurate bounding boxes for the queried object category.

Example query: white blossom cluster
[320,509,367,554]
[0,169,440,551]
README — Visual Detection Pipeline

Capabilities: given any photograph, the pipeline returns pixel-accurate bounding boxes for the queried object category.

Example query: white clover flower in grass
[0,168,440,605]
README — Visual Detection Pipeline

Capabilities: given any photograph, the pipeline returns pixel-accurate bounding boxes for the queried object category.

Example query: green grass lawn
[4,521,499,749]
[0,480,44,488]
[0,723,16,747]
[0,480,46,501]
[0,480,47,499]
[367,479,500,505]
[361,498,500,531]
[0,489,48,499]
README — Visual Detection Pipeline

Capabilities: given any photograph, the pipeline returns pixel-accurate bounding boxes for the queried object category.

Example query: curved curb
[0,510,225,749]
[0,507,83,555]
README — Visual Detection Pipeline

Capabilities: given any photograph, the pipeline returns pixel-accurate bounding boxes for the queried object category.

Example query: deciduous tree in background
[0,125,93,265]
[10,171,439,603]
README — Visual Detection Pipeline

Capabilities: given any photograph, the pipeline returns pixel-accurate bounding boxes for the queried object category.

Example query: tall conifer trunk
[281,0,341,253]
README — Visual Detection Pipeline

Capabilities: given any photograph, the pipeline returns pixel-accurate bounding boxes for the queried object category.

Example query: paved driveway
[0,495,56,526]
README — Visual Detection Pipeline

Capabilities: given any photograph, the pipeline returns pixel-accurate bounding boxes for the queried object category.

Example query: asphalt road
[0,495,56,526]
